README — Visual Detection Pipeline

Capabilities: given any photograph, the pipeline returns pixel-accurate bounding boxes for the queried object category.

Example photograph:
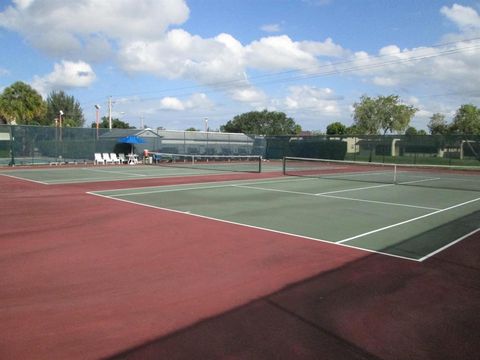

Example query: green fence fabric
[1,124,478,167]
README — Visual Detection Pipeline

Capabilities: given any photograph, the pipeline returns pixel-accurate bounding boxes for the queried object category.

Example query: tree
[91,116,134,129]
[405,126,418,136]
[46,91,85,127]
[0,81,46,124]
[352,95,417,135]
[450,104,480,134]
[345,124,361,135]
[220,110,301,135]
[427,113,449,135]
[326,121,347,135]
[185,127,199,131]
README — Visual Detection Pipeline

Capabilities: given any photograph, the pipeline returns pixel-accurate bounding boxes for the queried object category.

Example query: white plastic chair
[110,153,121,164]
[102,153,114,164]
[94,153,105,165]
[118,153,127,164]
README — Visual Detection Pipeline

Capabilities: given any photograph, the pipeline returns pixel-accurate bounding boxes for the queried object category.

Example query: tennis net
[283,156,480,192]
[151,153,262,173]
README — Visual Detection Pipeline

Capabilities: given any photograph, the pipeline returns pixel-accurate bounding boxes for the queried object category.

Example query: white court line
[398,177,441,185]
[46,176,151,184]
[0,173,49,185]
[233,184,440,211]
[319,193,440,211]
[233,184,315,197]
[316,183,394,195]
[418,228,480,262]
[27,169,250,184]
[337,197,480,244]
[104,183,234,196]
[88,191,419,262]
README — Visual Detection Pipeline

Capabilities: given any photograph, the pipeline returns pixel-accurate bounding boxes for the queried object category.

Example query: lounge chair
[118,153,127,164]
[110,153,121,164]
[94,153,105,165]
[102,153,114,164]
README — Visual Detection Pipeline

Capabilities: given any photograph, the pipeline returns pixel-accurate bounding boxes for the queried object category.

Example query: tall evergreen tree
[46,90,85,127]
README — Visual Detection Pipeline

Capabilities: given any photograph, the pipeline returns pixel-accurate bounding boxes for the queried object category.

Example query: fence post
[8,125,15,166]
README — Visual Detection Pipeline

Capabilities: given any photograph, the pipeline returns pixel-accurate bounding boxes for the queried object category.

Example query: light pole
[59,110,64,141]
[204,117,209,154]
[108,96,114,130]
[95,105,100,139]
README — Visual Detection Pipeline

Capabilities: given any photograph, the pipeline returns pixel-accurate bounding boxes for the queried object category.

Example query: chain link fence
[1,125,478,167]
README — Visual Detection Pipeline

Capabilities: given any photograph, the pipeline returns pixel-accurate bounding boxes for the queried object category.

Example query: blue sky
[1,0,480,131]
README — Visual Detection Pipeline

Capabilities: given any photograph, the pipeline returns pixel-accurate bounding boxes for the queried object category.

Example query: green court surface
[91,176,480,261]
[0,162,282,184]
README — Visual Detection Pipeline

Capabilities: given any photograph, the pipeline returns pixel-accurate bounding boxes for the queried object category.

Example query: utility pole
[95,104,101,139]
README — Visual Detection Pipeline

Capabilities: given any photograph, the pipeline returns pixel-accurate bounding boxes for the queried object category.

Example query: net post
[259,156,262,173]
[282,157,286,175]
[393,164,397,184]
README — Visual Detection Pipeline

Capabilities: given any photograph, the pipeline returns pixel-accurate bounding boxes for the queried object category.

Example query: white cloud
[440,4,480,30]
[185,93,214,109]
[299,37,349,58]
[245,35,319,70]
[302,0,332,6]
[0,0,350,107]
[12,0,34,10]
[372,76,399,86]
[159,97,185,111]
[0,0,190,60]
[261,24,281,33]
[0,67,9,76]
[229,86,267,104]
[283,85,341,115]
[159,93,213,111]
[119,29,247,84]
[32,60,96,96]
[344,38,480,96]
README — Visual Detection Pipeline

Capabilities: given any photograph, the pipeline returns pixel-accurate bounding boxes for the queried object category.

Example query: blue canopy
[117,135,146,144]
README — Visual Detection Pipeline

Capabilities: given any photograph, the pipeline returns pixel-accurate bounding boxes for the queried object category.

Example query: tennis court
[0,159,282,184]
[91,173,480,261]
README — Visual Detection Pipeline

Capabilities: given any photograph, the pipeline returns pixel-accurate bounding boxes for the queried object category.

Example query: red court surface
[0,173,479,360]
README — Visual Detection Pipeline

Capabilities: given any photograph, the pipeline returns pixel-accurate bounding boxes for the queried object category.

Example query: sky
[0,0,480,132]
